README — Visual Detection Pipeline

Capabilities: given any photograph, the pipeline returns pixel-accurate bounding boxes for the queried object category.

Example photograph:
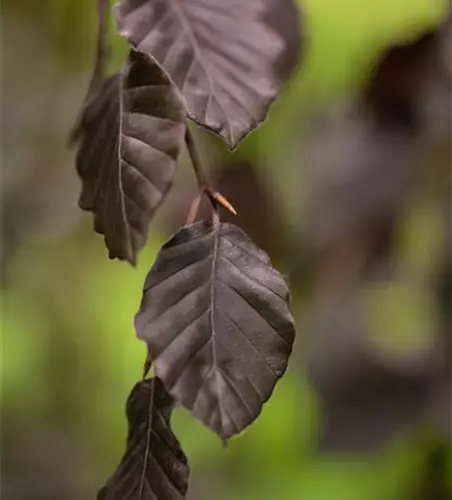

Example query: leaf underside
[135,221,295,439]
[115,0,294,149]
[98,378,189,500]
[72,48,186,264]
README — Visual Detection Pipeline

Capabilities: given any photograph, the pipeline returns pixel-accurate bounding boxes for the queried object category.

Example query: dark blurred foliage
[301,15,451,454]
[181,9,452,494]
[2,1,450,500]
[266,0,304,80]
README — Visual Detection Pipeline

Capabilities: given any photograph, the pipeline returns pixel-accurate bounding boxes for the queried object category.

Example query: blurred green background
[2,0,450,499]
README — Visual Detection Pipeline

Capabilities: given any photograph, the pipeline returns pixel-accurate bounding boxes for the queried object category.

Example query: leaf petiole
[185,128,237,217]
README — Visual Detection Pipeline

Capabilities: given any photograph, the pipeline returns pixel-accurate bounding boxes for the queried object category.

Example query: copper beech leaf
[115,0,301,149]
[72,48,186,264]
[98,378,189,500]
[135,221,295,439]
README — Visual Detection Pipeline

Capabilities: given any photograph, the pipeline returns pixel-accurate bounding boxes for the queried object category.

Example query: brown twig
[185,127,208,188]
[185,128,237,216]
[143,352,152,380]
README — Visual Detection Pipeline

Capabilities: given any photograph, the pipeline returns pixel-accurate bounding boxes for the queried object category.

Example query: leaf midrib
[209,222,225,432]
[116,70,133,260]
[138,378,155,498]
[167,0,234,142]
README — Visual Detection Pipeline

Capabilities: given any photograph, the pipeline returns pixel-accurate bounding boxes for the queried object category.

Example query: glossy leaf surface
[72,49,186,264]
[135,221,295,439]
[116,0,301,149]
[98,378,189,500]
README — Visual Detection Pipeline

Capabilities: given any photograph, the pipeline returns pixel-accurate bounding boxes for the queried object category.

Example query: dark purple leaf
[135,220,295,439]
[115,0,301,149]
[72,49,186,264]
[265,0,303,80]
[306,296,437,452]
[302,115,415,255]
[362,29,438,130]
[98,378,189,500]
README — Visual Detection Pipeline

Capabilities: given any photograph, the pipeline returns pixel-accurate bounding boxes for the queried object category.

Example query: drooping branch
[184,127,210,189]
[185,128,237,218]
